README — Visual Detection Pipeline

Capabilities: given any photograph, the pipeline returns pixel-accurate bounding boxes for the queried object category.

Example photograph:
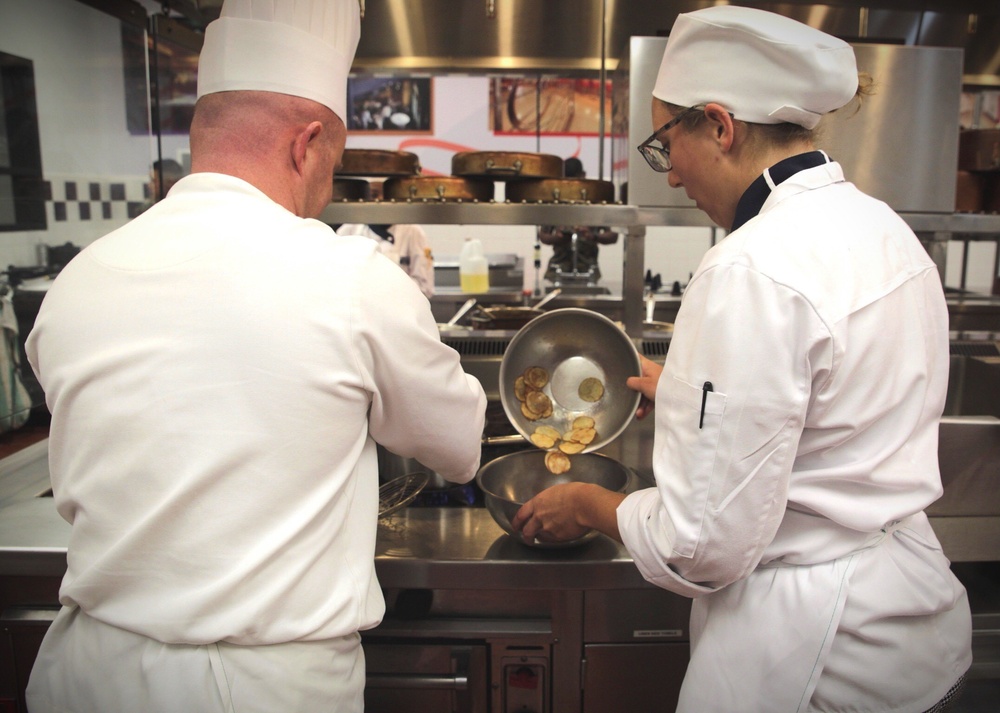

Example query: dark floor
[953,679,1000,712]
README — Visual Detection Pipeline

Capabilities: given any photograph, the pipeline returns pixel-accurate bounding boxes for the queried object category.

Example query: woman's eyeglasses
[635,107,702,173]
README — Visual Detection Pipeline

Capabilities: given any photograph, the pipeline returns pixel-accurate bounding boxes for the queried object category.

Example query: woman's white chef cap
[652,6,858,130]
[197,0,361,122]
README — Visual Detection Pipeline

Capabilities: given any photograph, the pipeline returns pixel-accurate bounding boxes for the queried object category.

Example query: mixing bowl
[476,450,632,548]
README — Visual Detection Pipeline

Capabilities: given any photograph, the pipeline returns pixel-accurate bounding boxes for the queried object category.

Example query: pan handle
[482,434,525,446]
[483,158,523,175]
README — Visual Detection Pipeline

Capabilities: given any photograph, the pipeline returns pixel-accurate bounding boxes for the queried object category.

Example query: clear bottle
[459,238,489,293]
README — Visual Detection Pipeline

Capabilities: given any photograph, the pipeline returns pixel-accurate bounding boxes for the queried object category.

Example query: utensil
[476,450,631,548]
[446,298,478,327]
[378,471,430,517]
[533,288,561,310]
[498,308,641,453]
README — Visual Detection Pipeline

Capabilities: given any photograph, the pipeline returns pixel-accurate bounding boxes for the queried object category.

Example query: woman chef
[512,6,972,712]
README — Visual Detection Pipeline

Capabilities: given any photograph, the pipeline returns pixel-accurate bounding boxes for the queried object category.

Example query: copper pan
[506,178,615,204]
[331,178,372,202]
[338,149,421,177]
[382,176,494,202]
[452,151,562,181]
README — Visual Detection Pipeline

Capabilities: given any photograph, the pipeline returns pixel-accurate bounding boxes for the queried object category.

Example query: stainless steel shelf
[320,201,1000,234]
[321,202,713,228]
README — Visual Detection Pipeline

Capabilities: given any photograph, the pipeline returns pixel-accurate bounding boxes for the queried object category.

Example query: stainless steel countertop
[1,418,998,585]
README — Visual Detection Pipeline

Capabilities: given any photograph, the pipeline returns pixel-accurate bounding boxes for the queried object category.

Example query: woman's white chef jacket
[336,222,435,297]
[26,173,487,647]
[616,160,972,712]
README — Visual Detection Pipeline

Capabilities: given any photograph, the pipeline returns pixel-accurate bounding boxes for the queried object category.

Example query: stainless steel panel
[183,1,999,84]
[618,38,963,213]
[583,589,691,643]
[819,44,963,212]
[364,643,488,713]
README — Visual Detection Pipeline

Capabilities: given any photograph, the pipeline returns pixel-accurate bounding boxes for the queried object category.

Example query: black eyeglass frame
[635,106,703,173]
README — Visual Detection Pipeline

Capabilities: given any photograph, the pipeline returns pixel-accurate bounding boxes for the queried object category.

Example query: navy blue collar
[731,151,831,231]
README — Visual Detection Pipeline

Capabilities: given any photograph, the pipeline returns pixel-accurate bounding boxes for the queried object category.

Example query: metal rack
[319,202,1000,331]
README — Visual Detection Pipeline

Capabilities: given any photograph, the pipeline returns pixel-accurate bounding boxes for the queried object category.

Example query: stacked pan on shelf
[332,149,617,204]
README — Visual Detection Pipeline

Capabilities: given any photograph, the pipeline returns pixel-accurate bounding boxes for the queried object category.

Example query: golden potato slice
[525,390,551,415]
[544,450,572,474]
[558,441,586,454]
[535,425,562,441]
[514,375,528,402]
[540,405,553,419]
[578,377,605,402]
[524,366,549,390]
[570,427,597,445]
[572,416,595,429]
[521,402,541,421]
[531,432,557,449]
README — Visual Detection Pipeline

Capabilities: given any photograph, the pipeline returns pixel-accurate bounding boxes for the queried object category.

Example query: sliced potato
[558,441,586,454]
[572,415,595,429]
[524,366,549,390]
[544,450,572,474]
[514,375,528,402]
[570,427,597,445]
[530,432,557,449]
[540,404,553,419]
[525,390,551,415]
[578,377,605,402]
[521,402,541,421]
[535,425,562,441]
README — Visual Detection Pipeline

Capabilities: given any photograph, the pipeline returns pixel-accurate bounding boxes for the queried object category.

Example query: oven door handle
[365,672,469,691]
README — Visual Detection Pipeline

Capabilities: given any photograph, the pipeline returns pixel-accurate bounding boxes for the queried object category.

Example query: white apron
[27,606,365,713]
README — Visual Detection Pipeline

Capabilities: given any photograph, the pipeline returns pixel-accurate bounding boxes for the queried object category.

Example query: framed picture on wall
[347,77,433,133]
[489,77,612,136]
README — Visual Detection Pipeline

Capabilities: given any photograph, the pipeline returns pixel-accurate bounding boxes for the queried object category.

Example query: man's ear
[291,121,324,176]
[703,103,736,152]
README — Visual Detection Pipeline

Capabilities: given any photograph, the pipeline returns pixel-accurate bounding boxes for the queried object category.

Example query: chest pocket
[661,375,726,558]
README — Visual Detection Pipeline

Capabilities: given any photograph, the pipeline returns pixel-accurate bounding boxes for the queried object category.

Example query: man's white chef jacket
[617,158,972,712]
[26,173,486,646]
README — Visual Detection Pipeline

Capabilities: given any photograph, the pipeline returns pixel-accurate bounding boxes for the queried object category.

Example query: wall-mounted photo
[347,77,433,133]
[490,77,612,136]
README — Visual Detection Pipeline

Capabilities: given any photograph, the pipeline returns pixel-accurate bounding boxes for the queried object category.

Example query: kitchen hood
[171,0,998,86]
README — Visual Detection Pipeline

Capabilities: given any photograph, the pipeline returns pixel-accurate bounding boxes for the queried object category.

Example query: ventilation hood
[174,0,998,86]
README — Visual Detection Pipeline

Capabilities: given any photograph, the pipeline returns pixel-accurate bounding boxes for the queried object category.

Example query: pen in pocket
[699,381,713,429]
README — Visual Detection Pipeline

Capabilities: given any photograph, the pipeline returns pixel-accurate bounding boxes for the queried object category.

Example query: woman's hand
[511,482,626,544]
[626,354,663,420]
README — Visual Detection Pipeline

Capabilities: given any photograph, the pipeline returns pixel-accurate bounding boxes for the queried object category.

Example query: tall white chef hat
[652,6,858,130]
[197,0,361,122]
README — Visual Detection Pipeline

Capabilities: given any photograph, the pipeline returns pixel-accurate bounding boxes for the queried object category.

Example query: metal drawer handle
[365,672,469,691]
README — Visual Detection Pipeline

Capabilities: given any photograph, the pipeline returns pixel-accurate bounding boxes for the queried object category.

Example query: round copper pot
[338,149,421,177]
[331,178,372,202]
[451,151,563,181]
[382,176,494,202]
[506,178,616,204]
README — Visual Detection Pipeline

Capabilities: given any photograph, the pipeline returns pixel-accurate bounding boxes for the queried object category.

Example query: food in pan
[515,366,606,472]
[578,377,605,402]
[524,366,549,389]
[544,450,572,475]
